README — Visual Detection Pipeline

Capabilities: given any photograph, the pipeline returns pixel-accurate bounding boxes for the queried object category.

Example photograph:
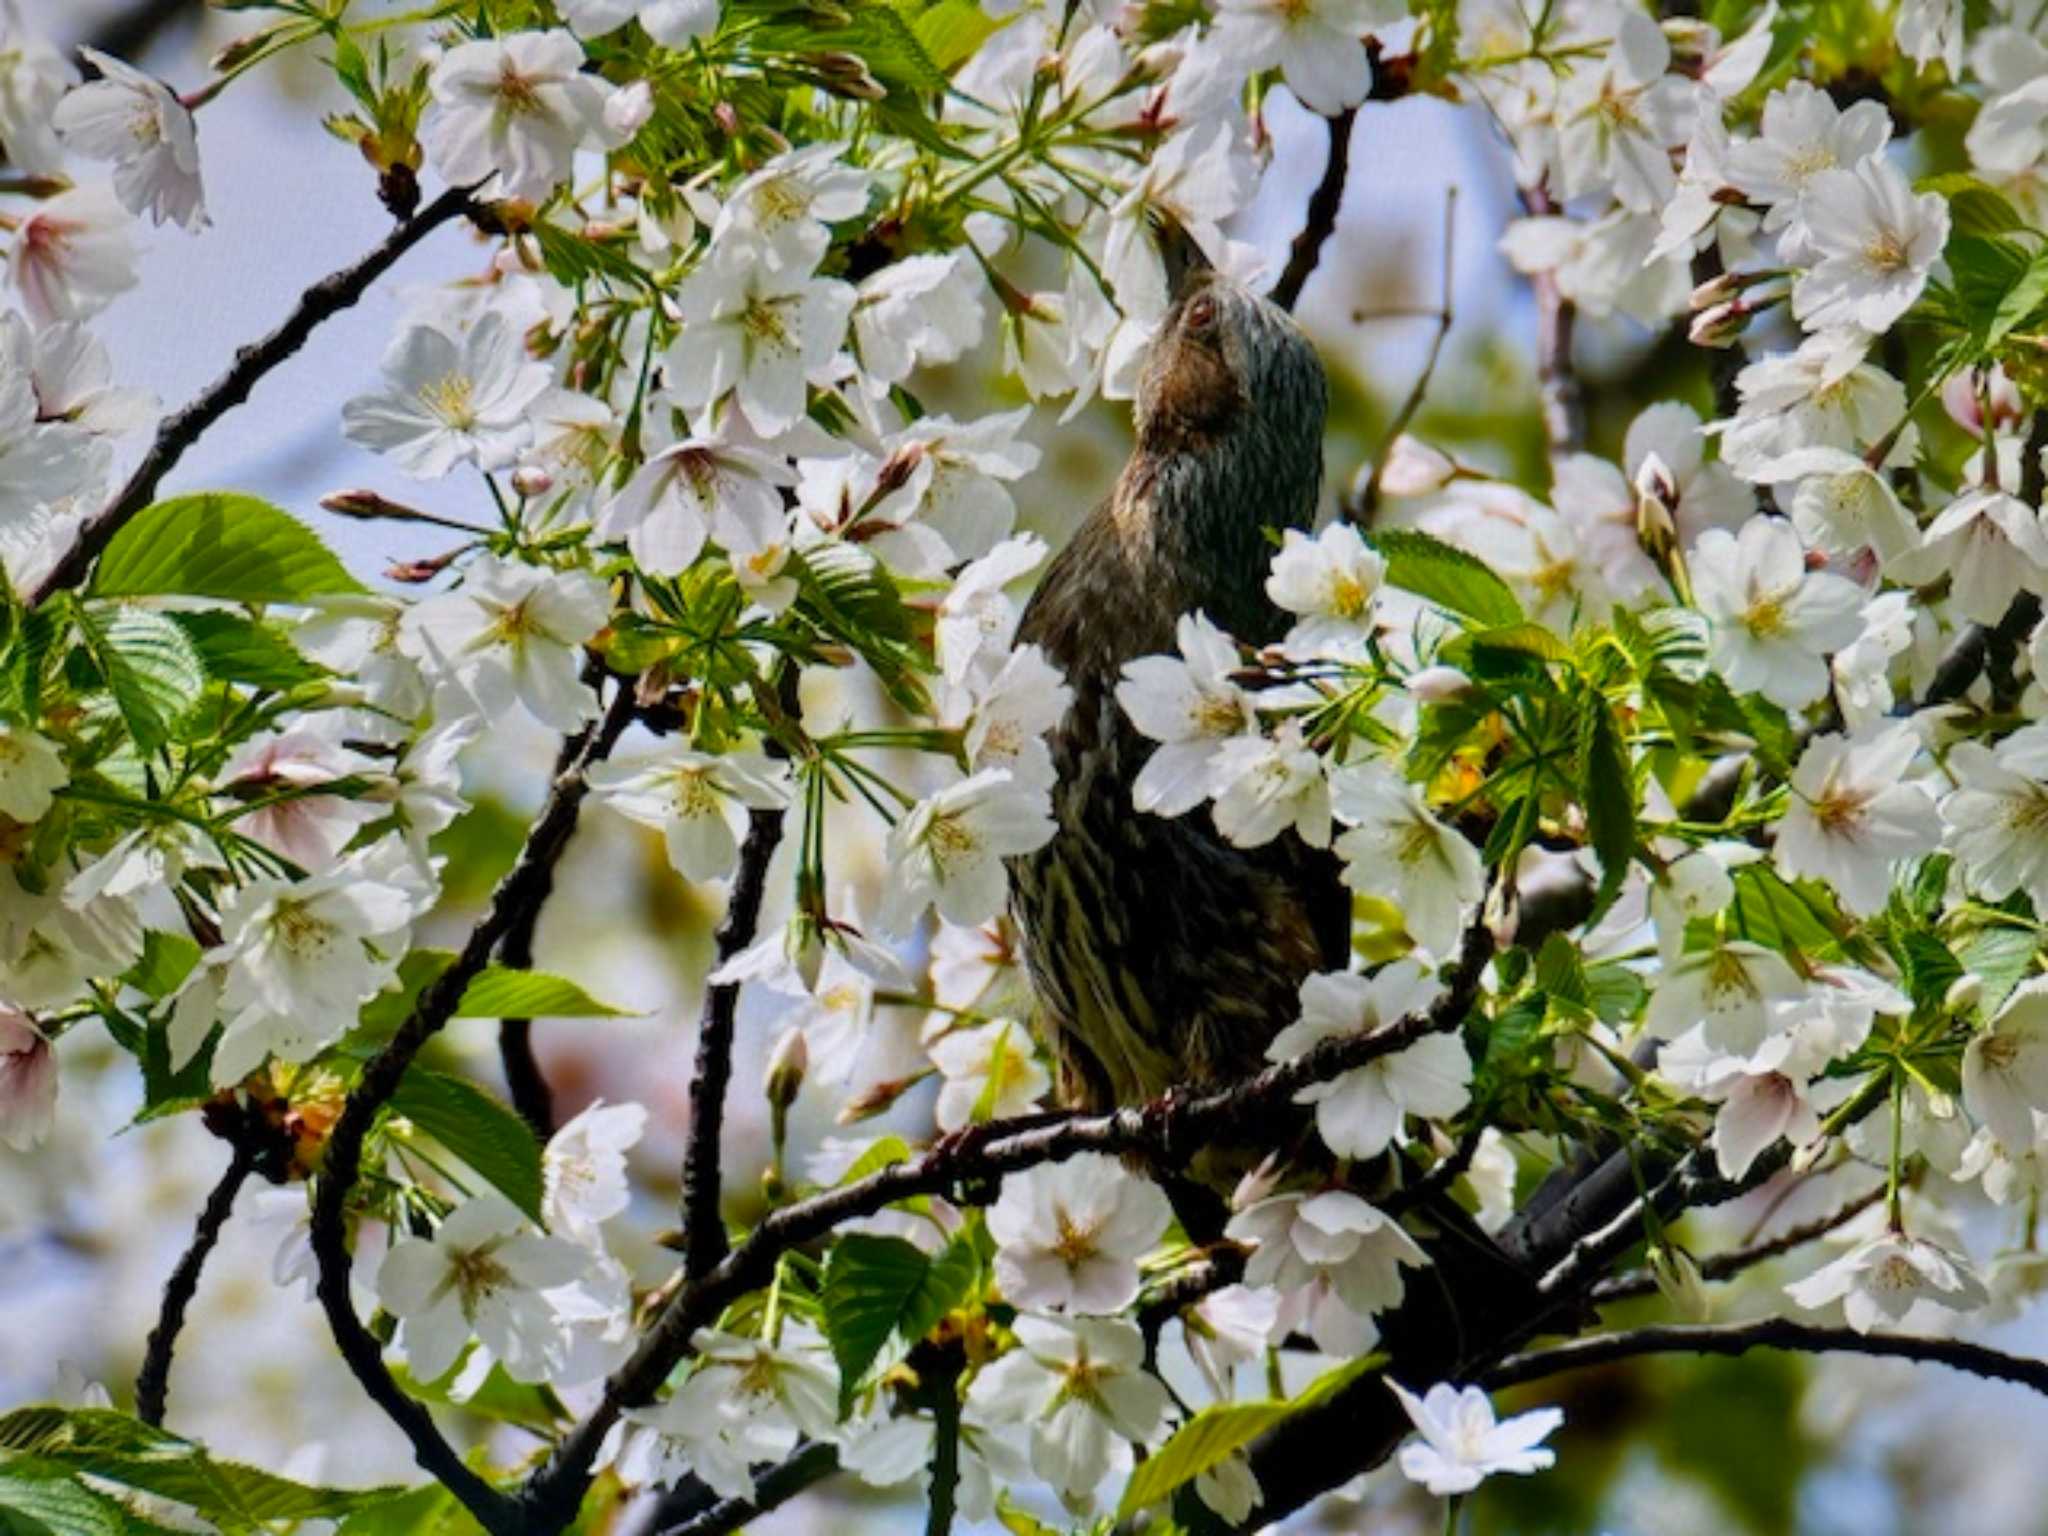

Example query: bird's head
[1115,227,1328,640]
[1132,231,1329,478]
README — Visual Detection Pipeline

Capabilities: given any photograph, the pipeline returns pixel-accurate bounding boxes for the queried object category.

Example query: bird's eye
[1184,294,1219,332]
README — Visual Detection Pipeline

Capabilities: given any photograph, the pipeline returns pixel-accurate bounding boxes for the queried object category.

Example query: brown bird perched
[1005,236,1347,1133]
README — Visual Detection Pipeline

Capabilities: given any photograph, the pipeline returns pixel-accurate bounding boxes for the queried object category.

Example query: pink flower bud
[0,1009,55,1152]
[1407,664,1473,703]
[511,465,554,498]
[1378,434,1456,497]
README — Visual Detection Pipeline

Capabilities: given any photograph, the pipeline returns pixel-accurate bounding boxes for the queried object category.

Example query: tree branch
[133,1144,256,1427]
[1589,1183,1884,1305]
[78,0,198,58]
[680,662,800,1279]
[309,684,635,1536]
[28,185,478,606]
[523,921,1496,1525]
[650,1443,840,1536]
[1483,1319,2048,1398]
[1269,108,1356,314]
[678,806,789,1279]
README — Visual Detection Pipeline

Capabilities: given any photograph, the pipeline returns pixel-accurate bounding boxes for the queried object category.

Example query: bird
[1004,234,1347,1137]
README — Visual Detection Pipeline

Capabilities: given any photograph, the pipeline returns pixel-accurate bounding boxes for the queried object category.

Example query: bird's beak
[1153,212,1215,302]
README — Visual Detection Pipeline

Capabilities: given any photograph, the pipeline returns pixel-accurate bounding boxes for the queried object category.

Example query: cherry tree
[6,0,2048,1531]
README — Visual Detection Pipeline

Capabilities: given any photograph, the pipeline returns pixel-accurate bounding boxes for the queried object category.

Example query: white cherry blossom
[342,313,551,478]
[421,30,610,205]
[587,744,791,881]
[987,1153,1172,1313]
[1390,1381,1563,1496]
[53,49,204,230]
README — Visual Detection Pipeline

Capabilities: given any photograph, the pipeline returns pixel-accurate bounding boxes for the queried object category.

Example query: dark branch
[679,804,789,1279]
[524,921,1496,1524]
[133,1145,256,1427]
[79,0,197,58]
[1484,1319,2048,1398]
[29,186,478,606]
[1590,1183,1884,1305]
[496,720,600,1139]
[1269,108,1356,313]
[680,662,799,1280]
[310,685,635,1536]
[651,1443,840,1536]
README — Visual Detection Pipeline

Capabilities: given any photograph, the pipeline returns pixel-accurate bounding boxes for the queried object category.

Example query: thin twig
[133,1145,257,1427]
[29,186,477,606]
[1484,1318,2048,1397]
[310,685,635,1536]
[1590,1184,1884,1305]
[523,921,1496,1523]
[1354,187,1457,523]
[1516,183,1584,454]
[1270,108,1356,313]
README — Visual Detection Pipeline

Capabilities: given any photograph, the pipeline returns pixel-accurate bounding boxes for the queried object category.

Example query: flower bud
[605,80,654,141]
[1377,434,1456,497]
[1688,269,1745,312]
[1229,1152,1287,1212]
[875,442,925,495]
[1688,299,1748,349]
[1941,365,2025,435]
[1407,664,1473,703]
[837,1074,920,1123]
[0,1010,56,1153]
[322,488,431,523]
[764,1027,809,1114]
[1650,1243,1710,1321]
[511,464,554,499]
[1946,974,1984,1015]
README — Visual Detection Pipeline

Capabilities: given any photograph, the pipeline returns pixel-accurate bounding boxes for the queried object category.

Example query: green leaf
[1443,621,1572,667]
[388,1069,547,1223]
[75,606,206,755]
[0,1409,403,1531]
[1534,932,1590,1007]
[1116,1353,1385,1518]
[909,0,1005,69]
[1958,923,2039,1017]
[335,1485,483,1536]
[820,1232,979,1415]
[1895,929,1963,1011]
[1989,249,2048,347]
[91,494,363,604]
[1919,173,2026,238]
[0,1467,127,1536]
[1576,690,1634,916]
[1372,528,1523,628]
[169,611,326,691]
[455,967,634,1020]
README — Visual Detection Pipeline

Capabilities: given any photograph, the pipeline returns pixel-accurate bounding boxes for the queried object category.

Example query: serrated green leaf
[455,967,634,1020]
[169,611,326,691]
[90,494,363,603]
[820,1232,978,1415]
[0,1466,126,1536]
[1115,1353,1385,1519]
[1535,931,1590,1006]
[837,1134,914,1185]
[1577,690,1634,917]
[1445,621,1573,666]
[1958,923,2039,1017]
[0,1409,403,1531]
[1372,528,1523,628]
[1919,173,2026,238]
[75,606,206,755]
[1990,250,2048,347]
[388,1069,546,1223]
